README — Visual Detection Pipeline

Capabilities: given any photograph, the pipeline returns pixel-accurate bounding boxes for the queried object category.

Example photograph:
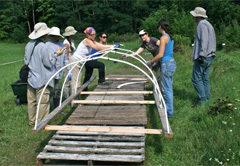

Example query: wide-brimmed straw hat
[48,27,64,38]
[29,22,52,39]
[190,7,208,18]
[63,26,77,36]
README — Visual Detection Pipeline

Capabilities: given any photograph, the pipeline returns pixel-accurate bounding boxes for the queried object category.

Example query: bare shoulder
[160,35,169,44]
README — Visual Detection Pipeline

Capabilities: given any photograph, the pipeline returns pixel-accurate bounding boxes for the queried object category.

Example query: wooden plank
[72,100,155,104]
[48,140,144,148]
[153,92,173,138]
[65,119,147,126]
[44,145,144,155]
[105,78,147,81]
[31,75,97,133]
[80,91,153,95]
[52,134,145,142]
[45,125,162,135]
[56,129,145,137]
[37,152,145,162]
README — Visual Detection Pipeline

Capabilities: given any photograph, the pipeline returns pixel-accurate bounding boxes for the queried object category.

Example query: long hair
[158,19,173,40]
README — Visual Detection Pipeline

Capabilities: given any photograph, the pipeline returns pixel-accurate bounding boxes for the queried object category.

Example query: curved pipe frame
[34,47,170,134]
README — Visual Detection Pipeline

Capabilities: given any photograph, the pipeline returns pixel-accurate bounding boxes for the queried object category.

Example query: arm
[130,47,144,56]
[151,35,168,63]
[198,23,208,57]
[156,40,161,46]
[65,43,70,60]
[84,39,113,51]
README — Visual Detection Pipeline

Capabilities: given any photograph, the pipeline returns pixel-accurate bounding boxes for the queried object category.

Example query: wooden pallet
[36,75,157,165]
[37,126,145,166]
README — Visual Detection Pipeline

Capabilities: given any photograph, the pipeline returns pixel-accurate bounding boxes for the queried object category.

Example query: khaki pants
[63,68,72,98]
[27,84,51,126]
[70,57,82,94]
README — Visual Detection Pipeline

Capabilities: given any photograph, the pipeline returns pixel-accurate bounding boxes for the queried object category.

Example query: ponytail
[158,19,173,40]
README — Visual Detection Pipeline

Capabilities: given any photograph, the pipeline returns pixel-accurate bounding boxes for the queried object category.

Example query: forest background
[0,0,240,52]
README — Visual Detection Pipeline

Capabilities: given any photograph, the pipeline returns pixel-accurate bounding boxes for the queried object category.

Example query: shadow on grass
[174,87,198,105]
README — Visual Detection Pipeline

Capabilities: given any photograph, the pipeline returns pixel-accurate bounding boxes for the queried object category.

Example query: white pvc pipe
[35,47,170,134]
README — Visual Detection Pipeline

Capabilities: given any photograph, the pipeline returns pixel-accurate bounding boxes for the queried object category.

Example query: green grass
[0,42,239,165]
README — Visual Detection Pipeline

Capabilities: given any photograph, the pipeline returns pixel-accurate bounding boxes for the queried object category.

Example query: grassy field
[0,42,239,166]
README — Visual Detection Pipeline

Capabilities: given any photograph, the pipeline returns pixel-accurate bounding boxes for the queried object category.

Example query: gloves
[146,60,153,67]
[56,47,66,56]
[114,43,121,48]
[68,72,72,81]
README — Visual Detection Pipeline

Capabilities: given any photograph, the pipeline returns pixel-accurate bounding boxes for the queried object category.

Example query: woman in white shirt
[70,27,113,98]
[62,26,77,98]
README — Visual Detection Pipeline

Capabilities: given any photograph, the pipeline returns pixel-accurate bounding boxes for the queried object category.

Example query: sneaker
[98,82,109,85]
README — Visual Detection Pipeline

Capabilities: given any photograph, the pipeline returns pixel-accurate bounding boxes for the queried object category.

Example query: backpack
[19,40,42,83]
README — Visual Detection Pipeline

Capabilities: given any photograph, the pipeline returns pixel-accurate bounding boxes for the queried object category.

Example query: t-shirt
[140,37,159,57]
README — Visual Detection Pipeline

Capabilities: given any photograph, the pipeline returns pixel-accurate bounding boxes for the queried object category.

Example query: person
[46,27,68,108]
[130,30,161,86]
[62,26,77,98]
[82,32,109,91]
[190,7,216,105]
[24,22,64,127]
[70,27,114,97]
[146,19,176,117]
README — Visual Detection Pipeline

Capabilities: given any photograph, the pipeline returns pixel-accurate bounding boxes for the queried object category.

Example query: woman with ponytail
[146,19,176,117]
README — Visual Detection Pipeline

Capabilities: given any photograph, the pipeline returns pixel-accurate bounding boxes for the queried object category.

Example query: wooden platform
[37,75,149,166]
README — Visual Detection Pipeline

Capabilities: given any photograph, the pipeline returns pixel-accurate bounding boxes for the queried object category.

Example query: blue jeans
[161,60,176,117]
[192,56,214,104]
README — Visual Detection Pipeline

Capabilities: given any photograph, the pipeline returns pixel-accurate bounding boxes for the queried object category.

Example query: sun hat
[139,30,147,36]
[190,7,208,18]
[63,26,77,36]
[84,27,96,35]
[48,27,64,38]
[28,22,52,40]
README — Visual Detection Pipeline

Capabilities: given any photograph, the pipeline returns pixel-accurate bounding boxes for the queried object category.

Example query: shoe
[98,82,109,85]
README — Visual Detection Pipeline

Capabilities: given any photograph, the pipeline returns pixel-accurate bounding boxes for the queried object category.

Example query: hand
[56,47,65,56]
[146,60,153,67]
[68,72,72,81]
[120,54,130,59]
[114,43,121,48]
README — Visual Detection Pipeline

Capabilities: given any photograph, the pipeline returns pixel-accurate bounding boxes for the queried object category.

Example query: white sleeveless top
[63,39,76,56]
[73,39,92,63]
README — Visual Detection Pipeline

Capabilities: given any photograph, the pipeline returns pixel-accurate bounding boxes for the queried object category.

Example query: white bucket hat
[190,7,208,18]
[29,22,52,39]
[139,30,147,36]
[63,26,77,37]
[48,27,64,38]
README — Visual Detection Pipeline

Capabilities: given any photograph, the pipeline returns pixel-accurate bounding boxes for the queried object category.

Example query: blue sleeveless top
[161,34,174,63]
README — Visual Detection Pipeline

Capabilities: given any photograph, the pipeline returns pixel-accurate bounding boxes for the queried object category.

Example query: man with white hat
[129,30,161,86]
[190,7,216,105]
[47,27,69,108]
[24,22,64,127]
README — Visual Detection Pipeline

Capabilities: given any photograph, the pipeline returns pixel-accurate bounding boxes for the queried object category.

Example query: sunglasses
[89,33,96,36]
[101,36,108,39]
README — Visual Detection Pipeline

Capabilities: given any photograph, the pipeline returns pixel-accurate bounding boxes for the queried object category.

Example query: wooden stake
[45,125,163,135]
[105,78,147,81]
[72,100,155,104]
[80,91,153,95]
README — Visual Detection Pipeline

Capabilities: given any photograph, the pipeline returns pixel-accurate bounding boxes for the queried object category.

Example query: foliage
[108,32,139,43]
[207,97,235,116]
[0,0,239,51]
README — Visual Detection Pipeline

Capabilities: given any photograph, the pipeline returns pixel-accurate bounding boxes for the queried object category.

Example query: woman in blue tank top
[146,19,177,117]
